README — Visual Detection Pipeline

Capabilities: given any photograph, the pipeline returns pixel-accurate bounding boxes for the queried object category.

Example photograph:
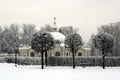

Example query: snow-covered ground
[0,63,120,80]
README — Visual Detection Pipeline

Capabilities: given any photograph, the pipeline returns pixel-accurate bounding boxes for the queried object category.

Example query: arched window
[30,52,35,57]
[55,52,61,56]
[78,52,82,56]
[66,53,68,56]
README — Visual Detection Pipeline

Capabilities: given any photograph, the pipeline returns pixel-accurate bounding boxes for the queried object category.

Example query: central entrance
[55,52,60,56]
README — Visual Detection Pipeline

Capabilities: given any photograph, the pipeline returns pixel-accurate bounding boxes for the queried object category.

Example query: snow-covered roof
[83,48,91,51]
[19,46,31,50]
[50,32,65,42]
[60,43,65,47]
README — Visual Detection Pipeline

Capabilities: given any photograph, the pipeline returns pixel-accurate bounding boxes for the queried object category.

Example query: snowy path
[0,63,120,80]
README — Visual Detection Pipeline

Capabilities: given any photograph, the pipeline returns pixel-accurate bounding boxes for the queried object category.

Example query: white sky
[0,0,120,42]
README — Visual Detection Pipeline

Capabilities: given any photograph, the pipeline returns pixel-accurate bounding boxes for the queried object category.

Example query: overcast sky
[0,0,120,42]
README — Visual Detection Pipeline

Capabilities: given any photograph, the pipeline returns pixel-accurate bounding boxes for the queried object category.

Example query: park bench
[79,63,91,68]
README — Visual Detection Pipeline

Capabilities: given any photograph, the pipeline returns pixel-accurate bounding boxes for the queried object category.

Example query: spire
[53,17,58,32]
[53,17,56,26]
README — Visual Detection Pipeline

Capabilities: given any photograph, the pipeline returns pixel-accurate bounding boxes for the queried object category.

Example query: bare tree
[88,34,95,56]
[22,24,36,46]
[9,24,20,47]
[0,26,2,35]
[0,26,9,53]
[88,34,101,56]
[65,33,83,69]
[0,24,20,54]
[0,26,3,52]
[40,24,53,32]
[59,26,78,36]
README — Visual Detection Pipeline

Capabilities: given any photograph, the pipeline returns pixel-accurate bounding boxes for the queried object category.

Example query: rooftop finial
[53,17,56,26]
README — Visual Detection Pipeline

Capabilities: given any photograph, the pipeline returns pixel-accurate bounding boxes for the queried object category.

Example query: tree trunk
[15,53,17,67]
[45,51,48,67]
[72,52,75,69]
[102,50,105,69]
[41,50,44,69]
[90,46,94,56]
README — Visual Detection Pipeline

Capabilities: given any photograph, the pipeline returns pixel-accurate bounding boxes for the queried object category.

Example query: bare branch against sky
[0,0,120,42]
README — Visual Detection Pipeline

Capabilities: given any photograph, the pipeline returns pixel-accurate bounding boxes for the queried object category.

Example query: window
[78,52,82,56]
[66,53,68,56]
[30,52,35,57]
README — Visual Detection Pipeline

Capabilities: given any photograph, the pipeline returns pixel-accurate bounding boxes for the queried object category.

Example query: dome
[50,32,65,42]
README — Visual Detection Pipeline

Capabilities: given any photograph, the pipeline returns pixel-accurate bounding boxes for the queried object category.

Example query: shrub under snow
[0,56,119,67]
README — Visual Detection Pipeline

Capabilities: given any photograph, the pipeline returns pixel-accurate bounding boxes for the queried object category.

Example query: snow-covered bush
[48,56,120,67]
[93,33,114,69]
[0,57,6,63]
[31,32,54,69]
[65,33,83,69]
[16,57,41,65]
[0,56,120,67]
[93,33,114,52]
[4,57,41,65]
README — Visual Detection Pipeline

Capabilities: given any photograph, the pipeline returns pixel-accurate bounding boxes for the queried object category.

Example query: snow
[0,63,120,80]
[60,43,65,47]
[50,32,65,42]
[19,46,31,50]
[83,47,91,50]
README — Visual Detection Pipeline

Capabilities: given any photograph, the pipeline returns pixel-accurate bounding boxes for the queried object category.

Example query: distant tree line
[89,22,120,56]
[40,24,78,36]
[0,24,78,54]
[0,24,36,54]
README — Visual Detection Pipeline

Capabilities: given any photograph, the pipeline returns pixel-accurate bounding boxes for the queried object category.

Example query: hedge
[0,56,120,67]
[48,56,120,67]
[4,57,41,65]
